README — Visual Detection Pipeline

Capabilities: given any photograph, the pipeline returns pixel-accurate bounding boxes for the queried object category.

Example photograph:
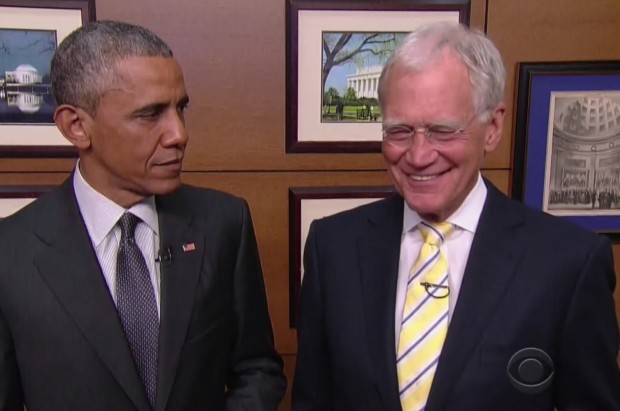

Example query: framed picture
[286,0,470,153]
[512,61,620,241]
[0,185,53,218]
[0,0,96,157]
[289,185,395,326]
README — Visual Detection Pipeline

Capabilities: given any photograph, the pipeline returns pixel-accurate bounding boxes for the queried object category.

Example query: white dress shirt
[394,174,487,345]
[73,164,162,316]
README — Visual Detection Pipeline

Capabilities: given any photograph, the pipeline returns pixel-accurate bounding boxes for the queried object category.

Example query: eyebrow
[382,118,464,128]
[132,103,167,117]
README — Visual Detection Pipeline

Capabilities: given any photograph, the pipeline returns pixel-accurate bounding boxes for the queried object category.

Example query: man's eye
[139,111,161,120]
[385,127,411,139]
[428,125,457,134]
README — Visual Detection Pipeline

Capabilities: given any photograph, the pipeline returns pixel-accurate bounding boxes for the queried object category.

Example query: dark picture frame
[512,61,620,241]
[288,185,395,327]
[286,0,470,153]
[0,185,53,217]
[0,0,96,158]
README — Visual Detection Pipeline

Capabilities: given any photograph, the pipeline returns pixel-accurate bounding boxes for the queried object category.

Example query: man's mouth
[157,157,183,166]
[409,171,447,181]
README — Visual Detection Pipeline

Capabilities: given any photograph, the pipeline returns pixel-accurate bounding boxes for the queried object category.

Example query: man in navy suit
[0,21,285,411]
[292,21,620,410]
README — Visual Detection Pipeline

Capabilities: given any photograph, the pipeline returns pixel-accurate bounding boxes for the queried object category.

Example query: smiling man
[292,22,620,411]
[0,21,285,411]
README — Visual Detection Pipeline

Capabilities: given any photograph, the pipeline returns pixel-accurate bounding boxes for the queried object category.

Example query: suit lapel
[33,178,151,411]
[155,190,206,411]
[358,195,403,410]
[426,182,526,410]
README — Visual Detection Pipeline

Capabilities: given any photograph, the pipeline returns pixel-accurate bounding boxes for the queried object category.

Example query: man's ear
[484,103,506,153]
[54,104,92,150]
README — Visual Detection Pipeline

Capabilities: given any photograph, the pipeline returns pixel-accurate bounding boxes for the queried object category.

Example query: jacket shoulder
[313,193,402,229]
[162,184,251,222]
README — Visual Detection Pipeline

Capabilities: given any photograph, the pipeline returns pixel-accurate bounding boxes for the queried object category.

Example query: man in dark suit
[292,22,620,410]
[0,21,285,411]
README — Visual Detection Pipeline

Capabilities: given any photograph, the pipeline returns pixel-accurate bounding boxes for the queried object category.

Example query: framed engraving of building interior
[0,0,95,157]
[512,61,620,241]
[285,0,470,153]
[288,185,395,327]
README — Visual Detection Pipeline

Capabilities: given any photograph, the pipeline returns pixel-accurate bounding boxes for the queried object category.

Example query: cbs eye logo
[506,347,554,394]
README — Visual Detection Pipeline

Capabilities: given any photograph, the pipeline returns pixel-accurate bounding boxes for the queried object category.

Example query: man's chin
[146,178,183,196]
[403,196,446,220]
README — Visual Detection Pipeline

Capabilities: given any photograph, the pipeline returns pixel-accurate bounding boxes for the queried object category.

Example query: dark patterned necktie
[116,212,159,409]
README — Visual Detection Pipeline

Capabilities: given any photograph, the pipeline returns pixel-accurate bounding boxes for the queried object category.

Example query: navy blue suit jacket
[0,178,286,411]
[293,181,620,410]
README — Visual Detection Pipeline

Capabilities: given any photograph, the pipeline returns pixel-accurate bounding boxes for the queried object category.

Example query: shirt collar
[402,173,487,234]
[73,161,159,247]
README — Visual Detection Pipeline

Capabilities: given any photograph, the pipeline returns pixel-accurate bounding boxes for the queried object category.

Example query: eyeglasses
[382,115,479,148]
[420,281,450,299]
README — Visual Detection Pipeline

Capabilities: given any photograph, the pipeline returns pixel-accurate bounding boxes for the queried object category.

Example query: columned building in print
[547,95,620,211]
[346,65,382,99]
[4,64,42,85]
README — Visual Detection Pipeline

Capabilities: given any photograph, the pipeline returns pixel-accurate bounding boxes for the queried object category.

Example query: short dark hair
[51,20,173,115]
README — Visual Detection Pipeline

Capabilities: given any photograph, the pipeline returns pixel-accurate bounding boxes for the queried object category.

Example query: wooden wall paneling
[485,0,620,171]
[469,0,487,31]
[0,159,75,173]
[279,354,295,411]
[482,169,509,193]
[0,172,70,186]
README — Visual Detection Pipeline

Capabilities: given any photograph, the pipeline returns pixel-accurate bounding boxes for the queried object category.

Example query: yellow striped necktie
[397,221,454,411]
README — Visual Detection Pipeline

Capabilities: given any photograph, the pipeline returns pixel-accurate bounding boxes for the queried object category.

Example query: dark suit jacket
[0,178,286,411]
[292,181,620,410]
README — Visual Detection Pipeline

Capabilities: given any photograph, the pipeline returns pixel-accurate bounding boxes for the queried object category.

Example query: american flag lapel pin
[182,242,196,252]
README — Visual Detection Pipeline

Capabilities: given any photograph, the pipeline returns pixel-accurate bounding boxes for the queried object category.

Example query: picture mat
[299,197,383,282]
[297,9,460,142]
[0,197,35,217]
[0,6,82,146]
